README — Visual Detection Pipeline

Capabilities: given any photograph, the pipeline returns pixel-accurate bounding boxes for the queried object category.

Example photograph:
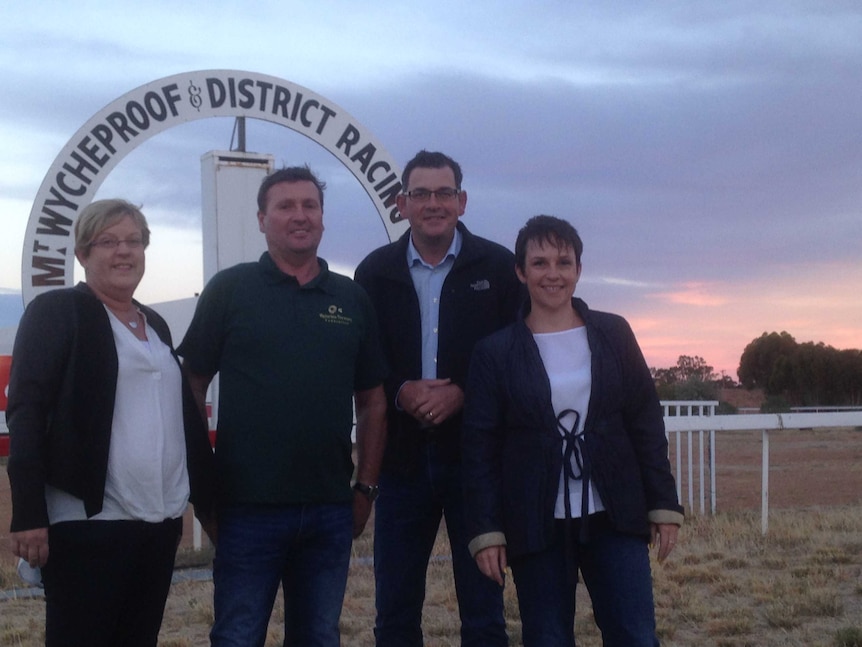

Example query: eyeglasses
[403,188,460,202]
[89,237,145,250]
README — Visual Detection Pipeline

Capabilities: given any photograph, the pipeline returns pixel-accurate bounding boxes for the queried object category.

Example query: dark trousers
[42,517,182,647]
[373,440,508,647]
[510,514,659,647]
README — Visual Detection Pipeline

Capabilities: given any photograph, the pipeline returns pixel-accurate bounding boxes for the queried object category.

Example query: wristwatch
[353,481,380,502]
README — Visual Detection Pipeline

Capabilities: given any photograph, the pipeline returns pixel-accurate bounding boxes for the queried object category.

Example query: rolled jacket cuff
[467,531,507,558]
[649,509,685,526]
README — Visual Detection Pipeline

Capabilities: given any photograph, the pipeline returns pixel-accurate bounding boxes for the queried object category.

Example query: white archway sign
[21,69,408,305]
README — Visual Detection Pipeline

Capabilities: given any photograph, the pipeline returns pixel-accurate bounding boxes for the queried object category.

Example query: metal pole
[237,117,246,152]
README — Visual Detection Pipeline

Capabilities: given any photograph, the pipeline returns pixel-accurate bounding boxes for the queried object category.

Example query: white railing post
[698,429,705,515]
[709,429,716,514]
[661,400,719,516]
[675,431,682,502]
[761,428,770,536]
[687,430,694,513]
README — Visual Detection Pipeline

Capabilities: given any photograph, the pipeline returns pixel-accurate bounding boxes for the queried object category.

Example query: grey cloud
[4,2,860,298]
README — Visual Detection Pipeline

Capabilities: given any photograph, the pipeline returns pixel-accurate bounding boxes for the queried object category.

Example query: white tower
[200,150,275,281]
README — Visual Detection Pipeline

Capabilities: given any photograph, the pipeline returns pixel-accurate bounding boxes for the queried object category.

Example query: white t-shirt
[533,326,605,518]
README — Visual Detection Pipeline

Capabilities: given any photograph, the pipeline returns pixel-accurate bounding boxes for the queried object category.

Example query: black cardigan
[462,298,684,559]
[6,283,214,532]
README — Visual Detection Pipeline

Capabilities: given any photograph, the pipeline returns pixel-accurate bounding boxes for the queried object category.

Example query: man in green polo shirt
[178,166,387,647]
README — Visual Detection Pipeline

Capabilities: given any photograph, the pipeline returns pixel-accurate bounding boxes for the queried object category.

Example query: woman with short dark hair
[463,215,683,646]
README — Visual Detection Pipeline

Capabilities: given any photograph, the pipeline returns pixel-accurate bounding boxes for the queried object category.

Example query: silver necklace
[112,308,139,328]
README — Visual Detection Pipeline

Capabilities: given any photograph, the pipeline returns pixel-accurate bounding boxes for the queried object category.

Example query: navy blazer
[6,283,215,532]
[462,298,684,559]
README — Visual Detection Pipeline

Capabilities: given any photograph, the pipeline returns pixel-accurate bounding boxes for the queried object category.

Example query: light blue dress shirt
[407,229,463,380]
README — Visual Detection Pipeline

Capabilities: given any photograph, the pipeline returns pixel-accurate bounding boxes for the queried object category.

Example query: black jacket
[354,222,522,473]
[462,298,684,559]
[6,283,215,532]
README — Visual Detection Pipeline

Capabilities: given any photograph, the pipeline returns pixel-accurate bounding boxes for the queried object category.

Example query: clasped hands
[397,378,464,426]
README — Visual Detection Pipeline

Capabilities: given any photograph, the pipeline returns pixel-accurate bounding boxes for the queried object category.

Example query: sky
[1,1,861,378]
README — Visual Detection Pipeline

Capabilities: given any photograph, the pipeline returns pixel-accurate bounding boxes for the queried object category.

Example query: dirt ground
[2,426,861,572]
[674,426,862,514]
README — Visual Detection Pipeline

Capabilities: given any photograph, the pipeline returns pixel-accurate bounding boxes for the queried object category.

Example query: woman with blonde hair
[7,199,214,647]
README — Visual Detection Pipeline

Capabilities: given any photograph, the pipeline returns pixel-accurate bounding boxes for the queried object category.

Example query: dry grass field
[2,426,861,646]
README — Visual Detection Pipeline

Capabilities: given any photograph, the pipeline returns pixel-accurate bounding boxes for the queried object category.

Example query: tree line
[650,355,730,403]
[650,333,862,409]
[738,331,862,407]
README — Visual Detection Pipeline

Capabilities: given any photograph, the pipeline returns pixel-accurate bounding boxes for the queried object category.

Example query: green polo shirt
[178,253,387,506]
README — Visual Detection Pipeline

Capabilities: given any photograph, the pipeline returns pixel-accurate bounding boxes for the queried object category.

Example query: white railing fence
[190,404,861,548]
[662,406,862,535]
[661,401,718,519]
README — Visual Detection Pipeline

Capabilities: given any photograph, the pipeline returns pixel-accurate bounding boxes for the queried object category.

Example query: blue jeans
[210,503,353,647]
[373,441,507,647]
[510,514,660,647]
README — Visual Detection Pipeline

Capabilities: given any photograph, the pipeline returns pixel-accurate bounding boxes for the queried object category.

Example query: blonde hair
[74,199,150,258]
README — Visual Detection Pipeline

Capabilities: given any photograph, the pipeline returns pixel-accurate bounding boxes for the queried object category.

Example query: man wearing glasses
[355,150,521,647]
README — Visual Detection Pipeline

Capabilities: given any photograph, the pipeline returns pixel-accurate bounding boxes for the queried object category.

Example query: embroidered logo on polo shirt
[319,304,353,325]
[470,279,491,291]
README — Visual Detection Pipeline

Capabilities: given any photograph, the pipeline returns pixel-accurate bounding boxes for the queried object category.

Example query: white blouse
[46,308,190,523]
[533,326,605,519]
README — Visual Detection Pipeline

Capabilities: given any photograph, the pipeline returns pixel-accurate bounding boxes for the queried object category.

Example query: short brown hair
[515,215,583,272]
[257,166,326,212]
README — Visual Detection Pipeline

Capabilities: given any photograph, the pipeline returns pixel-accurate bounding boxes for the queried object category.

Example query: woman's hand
[651,522,679,563]
[10,527,49,568]
[475,545,508,586]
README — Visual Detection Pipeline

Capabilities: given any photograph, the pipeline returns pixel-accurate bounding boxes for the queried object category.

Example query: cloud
[1,1,860,378]
[650,283,730,307]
